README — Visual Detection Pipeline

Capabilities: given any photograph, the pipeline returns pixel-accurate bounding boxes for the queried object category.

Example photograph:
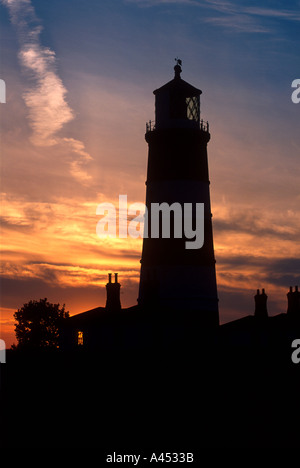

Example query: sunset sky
[0,0,299,347]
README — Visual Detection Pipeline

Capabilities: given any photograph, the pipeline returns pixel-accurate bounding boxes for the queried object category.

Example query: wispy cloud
[204,13,270,33]
[19,45,74,146]
[213,207,300,242]
[204,1,300,31]
[127,0,300,32]
[125,0,198,5]
[243,6,300,22]
[1,0,92,183]
[63,138,93,182]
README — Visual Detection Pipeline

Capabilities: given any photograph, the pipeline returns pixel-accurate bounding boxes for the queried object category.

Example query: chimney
[287,286,300,317]
[105,273,121,311]
[254,288,268,319]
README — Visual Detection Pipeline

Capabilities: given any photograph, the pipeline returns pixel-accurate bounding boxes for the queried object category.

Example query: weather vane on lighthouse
[174,57,182,78]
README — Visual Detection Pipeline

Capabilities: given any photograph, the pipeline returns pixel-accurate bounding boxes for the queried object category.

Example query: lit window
[77,330,83,346]
[186,96,200,122]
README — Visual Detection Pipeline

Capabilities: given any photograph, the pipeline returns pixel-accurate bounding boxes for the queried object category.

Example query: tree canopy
[14,298,69,349]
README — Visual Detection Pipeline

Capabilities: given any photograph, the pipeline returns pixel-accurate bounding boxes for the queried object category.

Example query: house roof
[66,305,140,326]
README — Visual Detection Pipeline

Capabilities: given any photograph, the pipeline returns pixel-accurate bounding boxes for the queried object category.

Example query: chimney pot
[254,288,268,319]
[106,273,121,310]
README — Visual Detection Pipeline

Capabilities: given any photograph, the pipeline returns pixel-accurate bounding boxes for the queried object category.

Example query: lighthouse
[138,60,219,327]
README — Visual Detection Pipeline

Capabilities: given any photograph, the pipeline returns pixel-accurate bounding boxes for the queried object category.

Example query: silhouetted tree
[14,298,69,349]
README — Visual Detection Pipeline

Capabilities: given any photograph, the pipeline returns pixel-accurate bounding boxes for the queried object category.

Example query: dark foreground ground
[1,325,299,450]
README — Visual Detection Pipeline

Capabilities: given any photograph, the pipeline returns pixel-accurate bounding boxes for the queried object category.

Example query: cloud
[20,45,74,146]
[62,138,93,183]
[244,6,300,22]
[202,2,300,32]
[127,0,300,32]
[1,0,73,145]
[213,208,300,242]
[1,0,92,184]
[216,252,300,294]
[262,258,300,287]
[204,14,271,33]
[0,193,142,289]
[213,199,300,241]
[125,0,198,5]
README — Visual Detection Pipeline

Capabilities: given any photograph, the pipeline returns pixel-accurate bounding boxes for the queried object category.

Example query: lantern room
[153,60,202,130]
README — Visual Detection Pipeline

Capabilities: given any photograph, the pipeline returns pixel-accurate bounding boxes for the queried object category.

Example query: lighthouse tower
[138,61,219,327]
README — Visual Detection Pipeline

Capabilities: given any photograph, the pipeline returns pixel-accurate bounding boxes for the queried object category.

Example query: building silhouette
[62,63,220,349]
[61,63,299,352]
[138,60,219,326]
[3,63,300,449]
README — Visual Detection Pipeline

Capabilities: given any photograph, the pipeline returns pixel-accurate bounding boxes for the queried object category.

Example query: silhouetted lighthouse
[138,61,219,326]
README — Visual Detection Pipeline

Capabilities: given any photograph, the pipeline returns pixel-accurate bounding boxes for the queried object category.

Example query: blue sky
[0,0,299,345]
